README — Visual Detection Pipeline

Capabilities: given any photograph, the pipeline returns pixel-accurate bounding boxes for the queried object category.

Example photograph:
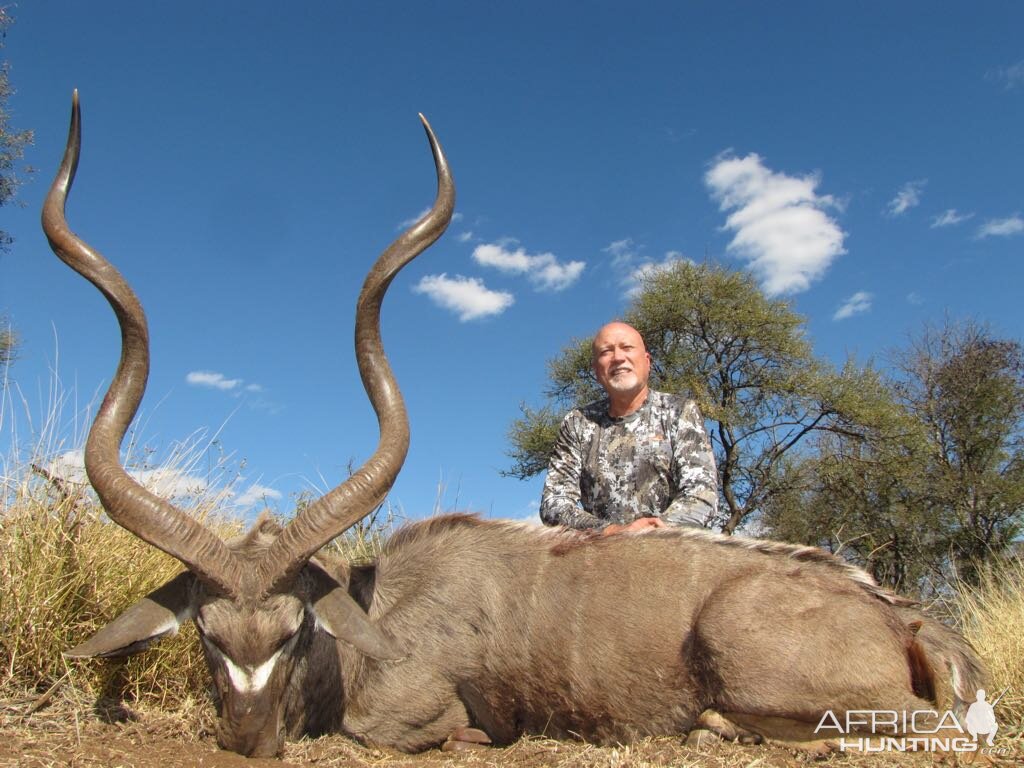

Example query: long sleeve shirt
[539,390,718,529]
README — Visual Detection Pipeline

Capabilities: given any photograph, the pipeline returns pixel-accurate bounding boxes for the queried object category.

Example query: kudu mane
[402,514,911,607]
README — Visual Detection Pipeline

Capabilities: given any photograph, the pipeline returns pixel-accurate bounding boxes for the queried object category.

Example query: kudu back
[48,94,986,757]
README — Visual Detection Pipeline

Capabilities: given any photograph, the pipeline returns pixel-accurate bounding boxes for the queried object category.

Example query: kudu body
[47,94,985,757]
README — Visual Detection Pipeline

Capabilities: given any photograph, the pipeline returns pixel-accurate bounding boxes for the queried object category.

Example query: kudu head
[43,92,454,757]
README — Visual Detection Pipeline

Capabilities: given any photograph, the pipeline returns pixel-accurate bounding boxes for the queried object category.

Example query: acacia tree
[0,9,31,249]
[762,425,941,592]
[894,321,1024,576]
[0,9,31,369]
[765,320,1024,592]
[507,261,898,534]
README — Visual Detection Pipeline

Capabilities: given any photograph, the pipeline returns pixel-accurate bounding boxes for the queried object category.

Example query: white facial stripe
[211,646,285,694]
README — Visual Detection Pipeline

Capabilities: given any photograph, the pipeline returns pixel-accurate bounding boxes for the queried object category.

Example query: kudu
[48,93,986,757]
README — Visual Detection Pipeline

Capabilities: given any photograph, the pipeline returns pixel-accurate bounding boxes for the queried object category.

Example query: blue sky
[2,2,1022,525]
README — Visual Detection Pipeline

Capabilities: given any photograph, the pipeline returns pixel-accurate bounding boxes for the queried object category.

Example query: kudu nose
[218,726,284,758]
[217,702,284,758]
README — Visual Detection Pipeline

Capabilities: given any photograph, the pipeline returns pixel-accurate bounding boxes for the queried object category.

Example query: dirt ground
[1,692,1020,768]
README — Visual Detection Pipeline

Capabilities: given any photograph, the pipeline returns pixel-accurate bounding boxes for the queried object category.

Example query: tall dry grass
[1,455,235,706]
[949,556,1024,736]
[0,363,401,715]
[1,460,392,710]
[0,379,1019,747]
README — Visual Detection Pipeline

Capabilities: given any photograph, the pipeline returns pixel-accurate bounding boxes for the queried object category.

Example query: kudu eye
[273,630,298,654]
[201,633,228,657]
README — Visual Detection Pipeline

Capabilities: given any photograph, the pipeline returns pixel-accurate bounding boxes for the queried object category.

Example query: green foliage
[504,403,563,480]
[763,427,941,592]
[0,8,33,252]
[0,11,30,372]
[765,319,1024,593]
[894,320,1024,580]
[507,261,897,533]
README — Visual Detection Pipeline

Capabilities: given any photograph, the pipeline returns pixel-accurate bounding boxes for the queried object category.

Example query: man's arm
[539,412,606,529]
[663,399,719,527]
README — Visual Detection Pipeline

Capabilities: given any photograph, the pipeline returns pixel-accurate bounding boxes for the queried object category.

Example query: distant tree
[506,261,897,534]
[0,8,32,252]
[765,320,1024,593]
[893,320,1024,577]
[762,419,940,593]
[0,9,31,370]
[1,315,15,368]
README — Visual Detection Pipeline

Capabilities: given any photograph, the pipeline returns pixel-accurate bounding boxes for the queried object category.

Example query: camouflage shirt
[539,390,718,529]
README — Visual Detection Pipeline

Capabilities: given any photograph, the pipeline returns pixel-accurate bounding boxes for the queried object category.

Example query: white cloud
[397,206,432,230]
[187,371,243,391]
[931,209,974,228]
[413,273,515,321]
[990,59,1024,90]
[906,291,924,306]
[133,467,209,498]
[456,231,474,243]
[45,450,88,484]
[625,252,689,296]
[833,291,873,321]
[532,259,586,292]
[603,238,640,267]
[704,152,846,296]
[977,214,1024,239]
[398,209,462,230]
[472,243,585,292]
[187,372,269,408]
[235,483,283,508]
[887,180,927,216]
[513,498,541,521]
[42,450,208,499]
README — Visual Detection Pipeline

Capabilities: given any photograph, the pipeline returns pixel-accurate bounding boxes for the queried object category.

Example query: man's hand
[601,517,667,536]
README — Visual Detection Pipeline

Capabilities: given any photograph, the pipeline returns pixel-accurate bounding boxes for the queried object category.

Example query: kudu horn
[42,90,455,598]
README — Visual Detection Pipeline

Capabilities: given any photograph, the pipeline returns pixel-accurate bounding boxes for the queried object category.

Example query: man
[540,321,718,534]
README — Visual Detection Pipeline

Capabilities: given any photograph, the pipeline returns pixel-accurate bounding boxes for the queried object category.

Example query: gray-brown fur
[81,511,986,755]
[328,514,985,751]
[190,519,349,754]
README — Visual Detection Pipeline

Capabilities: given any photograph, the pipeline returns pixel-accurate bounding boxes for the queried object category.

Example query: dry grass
[3,464,1021,766]
[949,556,1024,736]
[0,461,232,706]
[3,688,980,768]
[1,387,1021,763]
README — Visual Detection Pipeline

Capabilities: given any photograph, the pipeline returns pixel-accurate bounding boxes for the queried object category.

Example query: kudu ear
[65,572,197,659]
[307,564,403,661]
[312,587,404,661]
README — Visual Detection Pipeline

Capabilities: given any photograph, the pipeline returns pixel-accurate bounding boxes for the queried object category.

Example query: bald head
[591,322,651,416]
[591,322,645,358]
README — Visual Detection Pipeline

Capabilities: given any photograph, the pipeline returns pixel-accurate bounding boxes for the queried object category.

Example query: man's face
[592,323,651,398]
